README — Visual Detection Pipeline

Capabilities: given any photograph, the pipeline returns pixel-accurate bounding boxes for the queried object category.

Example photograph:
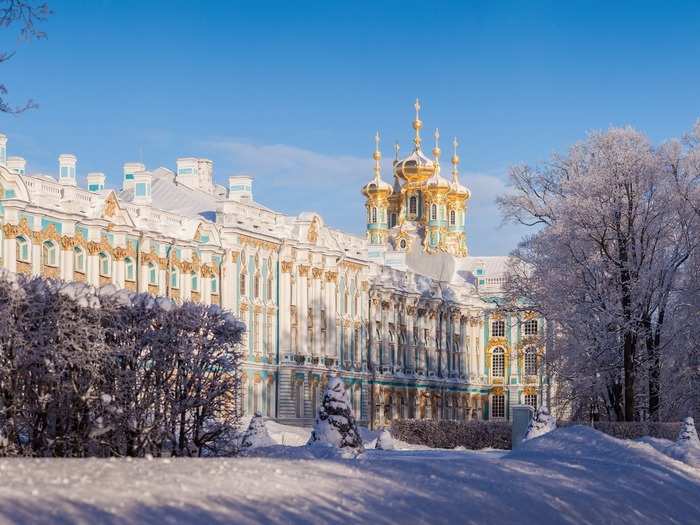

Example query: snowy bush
[308,377,364,454]
[390,419,512,450]
[662,417,700,468]
[375,427,394,450]
[559,421,682,441]
[523,406,557,441]
[239,412,275,450]
[0,273,245,458]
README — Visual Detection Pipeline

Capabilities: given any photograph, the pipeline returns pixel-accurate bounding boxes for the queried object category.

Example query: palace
[0,101,545,428]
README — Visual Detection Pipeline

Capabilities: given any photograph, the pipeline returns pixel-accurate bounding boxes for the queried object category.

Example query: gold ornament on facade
[298,264,309,277]
[312,267,323,280]
[324,270,337,283]
[491,386,505,396]
[307,216,320,244]
[486,337,510,357]
[103,194,118,218]
[281,260,293,273]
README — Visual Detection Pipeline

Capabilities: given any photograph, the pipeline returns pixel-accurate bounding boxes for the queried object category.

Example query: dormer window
[371,207,377,223]
[409,195,417,214]
[431,204,437,221]
[450,209,456,226]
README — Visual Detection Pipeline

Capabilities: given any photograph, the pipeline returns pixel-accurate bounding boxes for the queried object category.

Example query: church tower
[361,132,393,246]
[362,99,471,260]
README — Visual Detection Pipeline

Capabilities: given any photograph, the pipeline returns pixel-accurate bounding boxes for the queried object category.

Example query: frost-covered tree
[239,412,275,449]
[0,272,245,457]
[308,377,364,453]
[523,406,557,441]
[375,427,394,450]
[500,124,700,422]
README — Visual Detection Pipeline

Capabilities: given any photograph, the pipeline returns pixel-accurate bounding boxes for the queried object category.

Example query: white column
[312,269,322,356]
[4,236,16,272]
[328,274,337,359]
[31,240,41,275]
[279,263,291,357]
[298,268,308,355]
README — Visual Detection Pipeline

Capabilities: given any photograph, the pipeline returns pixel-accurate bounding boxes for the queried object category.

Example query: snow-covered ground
[0,425,699,524]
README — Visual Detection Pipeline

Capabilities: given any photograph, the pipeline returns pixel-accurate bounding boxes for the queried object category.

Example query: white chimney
[133,171,152,205]
[123,162,145,191]
[228,175,253,202]
[197,158,214,193]
[87,172,106,192]
[7,156,26,175]
[59,154,77,186]
[0,134,7,166]
[175,157,198,190]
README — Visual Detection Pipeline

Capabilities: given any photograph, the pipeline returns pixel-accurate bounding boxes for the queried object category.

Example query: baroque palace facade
[0,102,546,428]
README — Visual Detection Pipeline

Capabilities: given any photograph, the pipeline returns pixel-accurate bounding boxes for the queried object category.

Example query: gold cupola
[361,131,393,200]
[425,128,451,192]
[448,137,470,201]
[362,132,393,245]
[393,99,436,184]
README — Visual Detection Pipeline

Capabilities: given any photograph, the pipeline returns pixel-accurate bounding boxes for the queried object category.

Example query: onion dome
[425,128,451,191]
[393,99,436,184]
[448,137,471,200]
[361,131,393,198]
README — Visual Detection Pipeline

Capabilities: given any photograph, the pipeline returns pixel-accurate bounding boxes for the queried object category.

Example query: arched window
[16,236,29,262]
[492,394,505,418]
[211,274,219,294]
[492,347,505,377]
[409,195,417,214]
[147,262,157,285]
[73,246,85,273]
[371,207,377,223]
[98,252,111,277]
[191,272,199,291]
[254,274,260,298]
[170,268,180,289]
[431,203,437,221]
[449,209,456,226]
[124,257,135,281]
[42,241,57,267]
[524,347,537,376]
[239,272,247,296]
[390,213,397,228]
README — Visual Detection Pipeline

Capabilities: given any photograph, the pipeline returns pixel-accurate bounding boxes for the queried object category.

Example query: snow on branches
[0,271,245,458]
[239,412,275,450]
[524,406,557,441]
[308,376,364,454]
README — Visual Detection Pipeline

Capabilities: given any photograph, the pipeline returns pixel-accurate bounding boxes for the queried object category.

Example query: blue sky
[1,0,699,254]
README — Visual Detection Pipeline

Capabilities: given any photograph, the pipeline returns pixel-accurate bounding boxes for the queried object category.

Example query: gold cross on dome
[414,98,421,119]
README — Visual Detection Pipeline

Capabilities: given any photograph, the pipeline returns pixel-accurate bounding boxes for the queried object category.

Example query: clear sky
[1,0,699,255]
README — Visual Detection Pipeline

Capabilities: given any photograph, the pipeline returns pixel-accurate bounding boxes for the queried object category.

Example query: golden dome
[393,148,435,183]
[362,131,393,199]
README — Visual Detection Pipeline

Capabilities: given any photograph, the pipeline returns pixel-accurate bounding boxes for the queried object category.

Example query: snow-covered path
[0,426,698,524]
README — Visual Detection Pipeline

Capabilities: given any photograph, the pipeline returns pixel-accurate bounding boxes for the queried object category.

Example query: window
[492,347,505,377]
[211,274,219,294]
[16,236,29,262]
[148,263,157,285]
[239,272,246,296]
[371,207,377,223]
[98,252,111,277]
[124,257,135,281]
[491,319,505,337]
[399,239,407,249]
[170,268,180,289]
[524,319,538,336]
[409,195,417,214]
[450,209,456,226]
[74,247,85,272]
[431,203,437,221]
[191,272,199,291]
[390,213,397,228]
[42,241,57,267]
[524,347,537,376]
[524,394,537,409]
[492,394,505,418]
